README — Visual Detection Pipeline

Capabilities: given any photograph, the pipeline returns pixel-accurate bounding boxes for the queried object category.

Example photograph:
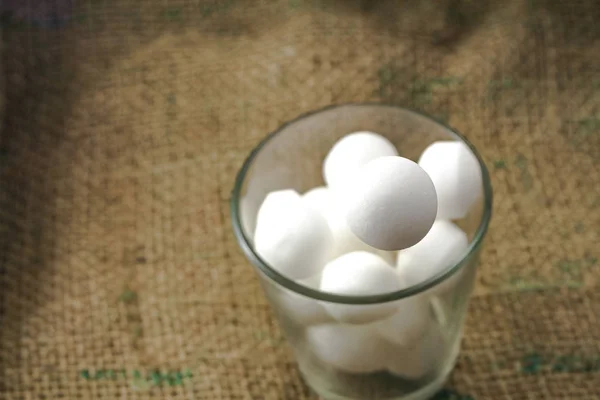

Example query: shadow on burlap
[0,0,598,398]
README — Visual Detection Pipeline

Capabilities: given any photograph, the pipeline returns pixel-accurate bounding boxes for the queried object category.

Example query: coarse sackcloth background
[0,0,598,398]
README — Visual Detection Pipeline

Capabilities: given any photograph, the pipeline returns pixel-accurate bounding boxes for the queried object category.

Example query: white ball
[373,294,430,347]
[396,220,468,293]
[320,252,400,324]
[303,187,395,263]
[386,324,446,380]
[323,131,398,188]
[254,190,333,280]
[276,275,331,326]
[343,156,438,251]
[239,168,293,239]
[418,141,483,220]
[240,195,258,239]
[306,323,389,374]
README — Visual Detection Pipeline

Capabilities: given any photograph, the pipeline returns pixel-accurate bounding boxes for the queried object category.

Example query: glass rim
[230,103,493,305]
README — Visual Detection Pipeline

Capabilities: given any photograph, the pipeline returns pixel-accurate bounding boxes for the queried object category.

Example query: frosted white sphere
[240,195,258,239]
[306,323,389,374]
[303,187,395,264]
[239,168,293,239]
[323,131,398,188]
[373,294,430,347]
[276,275,331,326]
[320,252,400,324]
[418,141,483,220]
[343,156,438,251]
[254,190,333,280]
[386,324,446,380]
[396,220,468,294]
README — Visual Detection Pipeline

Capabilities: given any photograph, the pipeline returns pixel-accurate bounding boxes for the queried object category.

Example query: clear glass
[230,104,493,400]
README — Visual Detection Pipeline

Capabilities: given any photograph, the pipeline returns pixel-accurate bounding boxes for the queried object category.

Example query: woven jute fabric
[0,0,598,399]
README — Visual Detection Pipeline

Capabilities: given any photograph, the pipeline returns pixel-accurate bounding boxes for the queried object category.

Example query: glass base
[300,336,461,400]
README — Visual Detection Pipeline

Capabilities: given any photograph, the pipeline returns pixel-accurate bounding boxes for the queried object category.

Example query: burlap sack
[0,1,598,398]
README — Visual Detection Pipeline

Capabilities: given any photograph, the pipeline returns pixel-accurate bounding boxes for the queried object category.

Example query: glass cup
[230,104,493,400]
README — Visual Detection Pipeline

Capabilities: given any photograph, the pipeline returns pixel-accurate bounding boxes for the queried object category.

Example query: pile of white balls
[249,131,482,378]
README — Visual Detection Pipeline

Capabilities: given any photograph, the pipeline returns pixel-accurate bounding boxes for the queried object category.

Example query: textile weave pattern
[0,0,598,399]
